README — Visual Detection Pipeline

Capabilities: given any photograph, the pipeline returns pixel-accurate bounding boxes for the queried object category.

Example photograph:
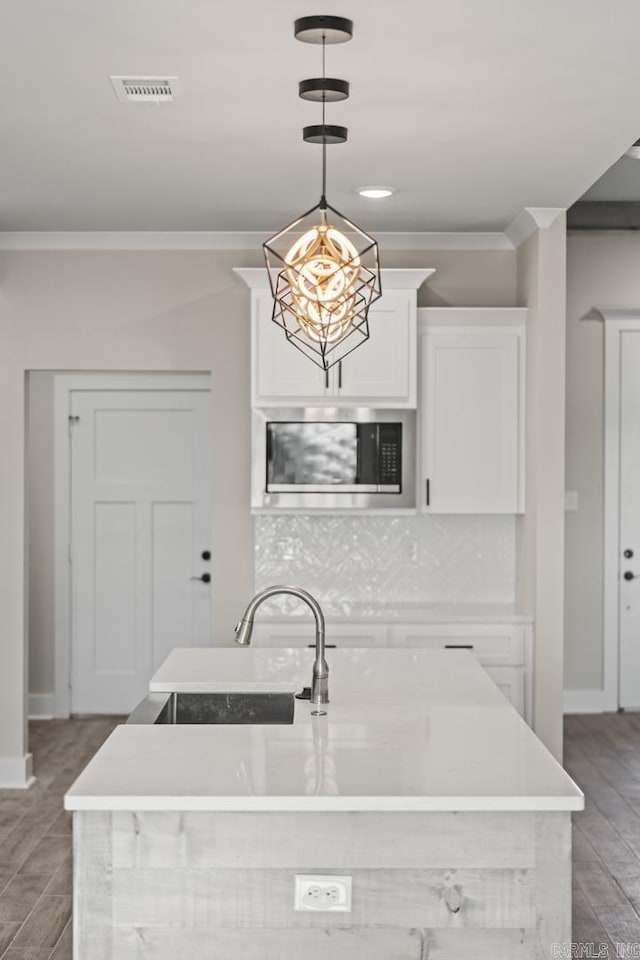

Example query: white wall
[27,372,56,701]
[564,232,640,695]
[15,245,517,761]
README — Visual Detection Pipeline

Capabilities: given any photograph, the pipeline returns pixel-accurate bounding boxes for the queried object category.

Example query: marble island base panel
[74,808,570,960]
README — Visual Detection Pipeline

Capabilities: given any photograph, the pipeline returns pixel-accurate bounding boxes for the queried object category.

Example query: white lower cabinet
[389,623,530,721]
[252,620,532,722]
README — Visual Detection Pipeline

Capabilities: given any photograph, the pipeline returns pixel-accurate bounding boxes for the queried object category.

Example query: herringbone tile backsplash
[255,515,515,614]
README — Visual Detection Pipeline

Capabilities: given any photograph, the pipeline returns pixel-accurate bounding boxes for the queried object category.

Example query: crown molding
[505,207,566,248]
[234,267,436,291]
[0,230,513,252]
[0,231,267,251]
[375,232,513,251]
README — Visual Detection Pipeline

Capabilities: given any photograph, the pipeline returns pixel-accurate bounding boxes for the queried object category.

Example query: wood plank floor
[0,714,637,958]
[0,718,120,960]
[566,713,640,953]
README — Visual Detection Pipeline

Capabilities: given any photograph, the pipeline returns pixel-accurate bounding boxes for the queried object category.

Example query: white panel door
[252,291,327,404]
[338,291,416,404]
[421,328,521,513]
[619,332,640,707]
[70,389,211,713]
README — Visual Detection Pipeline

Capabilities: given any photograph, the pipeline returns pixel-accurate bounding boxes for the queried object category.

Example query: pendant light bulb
[284,213,362,344]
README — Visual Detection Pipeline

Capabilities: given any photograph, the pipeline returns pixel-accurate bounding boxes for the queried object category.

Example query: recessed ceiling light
[357,186,395,199]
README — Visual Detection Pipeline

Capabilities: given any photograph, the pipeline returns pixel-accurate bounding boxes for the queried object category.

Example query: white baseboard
[563,689,606,713]
[28,693,55,719]
[0,753,35,788]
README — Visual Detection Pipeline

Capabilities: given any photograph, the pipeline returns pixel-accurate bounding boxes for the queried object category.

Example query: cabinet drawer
[389,624,524,666]
[251,623,388,648]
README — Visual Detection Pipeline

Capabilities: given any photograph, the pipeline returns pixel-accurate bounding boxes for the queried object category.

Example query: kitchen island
[65,648,582,960]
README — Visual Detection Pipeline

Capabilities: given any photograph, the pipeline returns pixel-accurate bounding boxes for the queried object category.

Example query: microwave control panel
[378,425,402,486]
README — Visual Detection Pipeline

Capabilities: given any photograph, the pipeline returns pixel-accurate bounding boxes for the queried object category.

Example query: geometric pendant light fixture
[263,15,382,372]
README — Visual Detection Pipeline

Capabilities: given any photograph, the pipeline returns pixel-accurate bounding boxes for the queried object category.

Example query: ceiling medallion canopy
[263,15,382,372]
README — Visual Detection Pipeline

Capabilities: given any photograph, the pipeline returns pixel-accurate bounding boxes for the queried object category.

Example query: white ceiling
[2,0,640,233]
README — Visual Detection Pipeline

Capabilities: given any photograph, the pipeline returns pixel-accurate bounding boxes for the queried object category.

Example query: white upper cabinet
[337,290,416,403]
[252,289,327,401]
[235,268,434,408]
[419,308,526,514]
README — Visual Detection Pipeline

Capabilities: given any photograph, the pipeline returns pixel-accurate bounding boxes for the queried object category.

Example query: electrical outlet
[294,875,352,912]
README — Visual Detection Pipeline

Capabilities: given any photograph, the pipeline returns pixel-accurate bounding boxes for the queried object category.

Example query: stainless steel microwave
[252,408,416,510]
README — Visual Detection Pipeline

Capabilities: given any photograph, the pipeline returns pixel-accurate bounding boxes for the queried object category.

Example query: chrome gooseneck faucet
[234,586,328,710]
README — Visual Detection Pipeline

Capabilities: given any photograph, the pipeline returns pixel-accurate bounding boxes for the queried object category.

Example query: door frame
[599,309,640,711]
[52,372,211,717]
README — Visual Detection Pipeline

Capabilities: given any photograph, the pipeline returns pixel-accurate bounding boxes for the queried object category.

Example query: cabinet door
[338,290,416,405]
[252,291,327,405]
[421,326,523,512]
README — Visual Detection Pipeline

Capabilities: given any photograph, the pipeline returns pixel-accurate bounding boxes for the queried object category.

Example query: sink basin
[127,691,295,725]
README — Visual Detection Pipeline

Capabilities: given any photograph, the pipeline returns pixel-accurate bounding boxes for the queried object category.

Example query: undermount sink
[127,691,295,725]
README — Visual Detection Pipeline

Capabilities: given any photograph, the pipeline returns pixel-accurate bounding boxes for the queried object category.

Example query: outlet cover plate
[294,874,352,912]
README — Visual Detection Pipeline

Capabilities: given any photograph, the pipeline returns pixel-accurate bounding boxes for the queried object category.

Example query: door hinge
[68,415,80,436]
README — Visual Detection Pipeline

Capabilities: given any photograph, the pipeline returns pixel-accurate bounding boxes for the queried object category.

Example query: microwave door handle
[265,428,273,489]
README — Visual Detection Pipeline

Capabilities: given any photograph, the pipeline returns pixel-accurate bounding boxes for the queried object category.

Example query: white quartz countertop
[65,648,583,814]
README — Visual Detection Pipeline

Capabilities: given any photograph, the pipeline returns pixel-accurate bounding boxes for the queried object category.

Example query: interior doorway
[45,373,211,716]
[602,312,640,709]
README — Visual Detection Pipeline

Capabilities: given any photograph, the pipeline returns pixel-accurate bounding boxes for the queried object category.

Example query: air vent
[110,76,180,103]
